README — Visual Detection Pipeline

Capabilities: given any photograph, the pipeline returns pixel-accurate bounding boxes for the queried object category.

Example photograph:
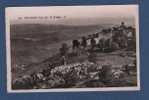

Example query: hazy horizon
[10,17,135,26]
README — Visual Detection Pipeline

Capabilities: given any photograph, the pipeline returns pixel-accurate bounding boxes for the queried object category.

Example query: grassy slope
[10,24,105,77]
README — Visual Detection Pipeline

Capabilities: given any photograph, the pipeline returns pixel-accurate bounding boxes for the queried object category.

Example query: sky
[6,5,138,25]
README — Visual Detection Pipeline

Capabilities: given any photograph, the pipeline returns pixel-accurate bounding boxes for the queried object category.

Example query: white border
[5,5,140,93]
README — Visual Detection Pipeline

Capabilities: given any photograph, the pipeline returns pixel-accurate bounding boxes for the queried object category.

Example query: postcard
[5,5,140,92]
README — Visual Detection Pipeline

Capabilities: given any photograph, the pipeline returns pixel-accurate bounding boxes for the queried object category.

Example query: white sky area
[6,5,138,25]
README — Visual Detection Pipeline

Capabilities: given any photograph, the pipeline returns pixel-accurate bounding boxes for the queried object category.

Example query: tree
[59,43,69,65]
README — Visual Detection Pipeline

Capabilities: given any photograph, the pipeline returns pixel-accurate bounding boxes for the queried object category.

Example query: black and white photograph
[5,5,140,92]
